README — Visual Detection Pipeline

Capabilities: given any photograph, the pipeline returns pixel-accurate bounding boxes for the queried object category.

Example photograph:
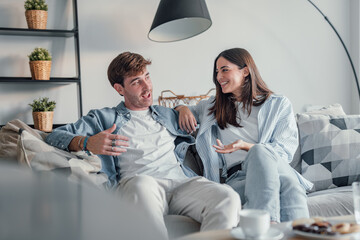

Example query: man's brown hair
[107,52,151,87]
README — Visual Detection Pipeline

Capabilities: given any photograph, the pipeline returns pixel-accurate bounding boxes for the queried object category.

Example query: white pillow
[301,103,346,116]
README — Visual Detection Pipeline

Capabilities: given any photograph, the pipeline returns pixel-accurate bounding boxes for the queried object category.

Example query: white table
[177,215,356,240]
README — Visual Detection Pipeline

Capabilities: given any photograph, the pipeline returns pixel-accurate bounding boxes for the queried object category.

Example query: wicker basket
[32,111,54,132]
[25,10,48,29]
[29,61,51,80]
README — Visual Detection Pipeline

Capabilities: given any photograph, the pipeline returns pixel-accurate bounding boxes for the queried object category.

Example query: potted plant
[28,47,52,80]
[24,0,48,29]
[29,97,56,132]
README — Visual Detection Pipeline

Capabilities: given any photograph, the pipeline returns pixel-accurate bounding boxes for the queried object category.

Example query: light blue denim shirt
[188,95,314,191]
[45,102,196,188]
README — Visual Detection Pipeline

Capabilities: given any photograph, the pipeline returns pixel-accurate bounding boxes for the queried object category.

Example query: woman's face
[215,57,249,99]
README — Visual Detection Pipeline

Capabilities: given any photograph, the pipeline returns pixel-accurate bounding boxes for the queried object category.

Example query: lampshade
[148,0,212,42]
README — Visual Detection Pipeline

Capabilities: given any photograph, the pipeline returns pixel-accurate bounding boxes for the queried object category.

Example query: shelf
[0,27,77,37]
[0,124,65,129]
[0,0,83,120]
[0,77,80,84]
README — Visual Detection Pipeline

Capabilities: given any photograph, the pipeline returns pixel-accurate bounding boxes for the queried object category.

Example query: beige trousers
[117,175,241,239]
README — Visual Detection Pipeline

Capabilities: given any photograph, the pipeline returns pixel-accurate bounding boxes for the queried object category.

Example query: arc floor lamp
[307,0,360,100]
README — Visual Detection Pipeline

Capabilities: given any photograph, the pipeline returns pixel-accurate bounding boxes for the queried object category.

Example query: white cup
[239,209,270,238]
[353,182,360,224]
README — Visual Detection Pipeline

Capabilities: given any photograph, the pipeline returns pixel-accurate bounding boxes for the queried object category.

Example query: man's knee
[217,184,242,209]
[121,175,161,196]
[214,184,241,227]
[126,175,157,187]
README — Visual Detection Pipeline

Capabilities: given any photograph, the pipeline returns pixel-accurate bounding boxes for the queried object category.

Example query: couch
[0,104,359,239]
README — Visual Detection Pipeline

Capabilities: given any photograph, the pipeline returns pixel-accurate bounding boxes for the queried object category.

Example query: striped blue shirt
[189,94,313,191]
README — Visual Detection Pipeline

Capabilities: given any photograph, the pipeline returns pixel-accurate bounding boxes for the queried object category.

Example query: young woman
[176,48,313,222]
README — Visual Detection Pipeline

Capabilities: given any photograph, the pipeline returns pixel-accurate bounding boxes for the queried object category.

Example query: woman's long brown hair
[209,48,273,129]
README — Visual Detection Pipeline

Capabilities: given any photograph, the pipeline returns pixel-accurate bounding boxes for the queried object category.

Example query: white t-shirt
[219,103,260,169]
[117,109,187,180]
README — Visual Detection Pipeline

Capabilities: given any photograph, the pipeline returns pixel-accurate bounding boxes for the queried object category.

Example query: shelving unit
[0,0,82,127]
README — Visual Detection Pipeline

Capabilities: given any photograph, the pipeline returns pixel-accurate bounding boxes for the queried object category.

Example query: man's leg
[168,177,241,231]
[117,175,168,239]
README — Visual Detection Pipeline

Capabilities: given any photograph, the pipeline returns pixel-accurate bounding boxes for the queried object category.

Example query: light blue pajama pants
[226,144,309,222]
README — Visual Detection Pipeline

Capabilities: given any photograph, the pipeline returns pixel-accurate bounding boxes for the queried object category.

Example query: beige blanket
[0,119,106,187]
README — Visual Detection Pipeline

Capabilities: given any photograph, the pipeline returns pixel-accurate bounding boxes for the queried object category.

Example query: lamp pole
[307,0,360,100]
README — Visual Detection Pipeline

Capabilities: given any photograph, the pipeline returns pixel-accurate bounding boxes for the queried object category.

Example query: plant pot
[32,111,54,132]
[29,61,51,80]
[25,10,48,29]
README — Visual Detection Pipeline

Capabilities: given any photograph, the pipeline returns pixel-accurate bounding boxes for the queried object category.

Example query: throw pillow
[291,103,346,174]
[297,114,360,192]
[302,103,346,116]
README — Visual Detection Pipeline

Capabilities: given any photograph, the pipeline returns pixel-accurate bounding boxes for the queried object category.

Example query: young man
[45,52,241,239]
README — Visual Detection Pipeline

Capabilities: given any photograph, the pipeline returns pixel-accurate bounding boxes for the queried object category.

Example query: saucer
[293,230,360,239]
[231,227,284,240]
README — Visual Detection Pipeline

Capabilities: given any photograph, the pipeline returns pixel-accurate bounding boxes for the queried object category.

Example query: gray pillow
[297,114,360,191]
[291,103,346,174]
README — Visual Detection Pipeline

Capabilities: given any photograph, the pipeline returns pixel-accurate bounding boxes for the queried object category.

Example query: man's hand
[213,139,254,154]
[176,105,197,133]
[86,124,129,156]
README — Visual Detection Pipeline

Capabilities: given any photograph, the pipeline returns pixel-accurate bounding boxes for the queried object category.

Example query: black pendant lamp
[148,0,212,42]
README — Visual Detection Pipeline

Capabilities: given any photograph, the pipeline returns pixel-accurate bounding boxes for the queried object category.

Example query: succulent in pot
[29,97,56,132]
[24,0,48,29]
[28,47,52,80]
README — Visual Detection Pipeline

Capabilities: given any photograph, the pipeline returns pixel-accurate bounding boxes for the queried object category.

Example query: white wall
[0,0,359,125]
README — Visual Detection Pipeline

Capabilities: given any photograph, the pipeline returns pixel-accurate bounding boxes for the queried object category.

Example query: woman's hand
[213,139,254,154]
[176,105,197,133]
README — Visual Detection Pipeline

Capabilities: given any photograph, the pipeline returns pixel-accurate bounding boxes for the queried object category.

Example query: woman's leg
[226,144,309,222]
[277,162,309,221]
[226,144,281,222]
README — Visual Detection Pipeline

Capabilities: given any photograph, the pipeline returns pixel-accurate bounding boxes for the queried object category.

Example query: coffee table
[176,215,356,240]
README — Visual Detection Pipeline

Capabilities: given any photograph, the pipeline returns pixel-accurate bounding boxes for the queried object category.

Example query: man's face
[114,68,153,111]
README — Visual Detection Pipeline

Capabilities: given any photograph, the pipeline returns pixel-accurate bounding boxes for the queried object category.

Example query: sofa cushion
[307,186,354,217]
[297,114,360,192]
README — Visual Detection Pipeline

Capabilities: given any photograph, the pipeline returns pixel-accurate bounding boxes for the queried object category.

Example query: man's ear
[114,83,124,96]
